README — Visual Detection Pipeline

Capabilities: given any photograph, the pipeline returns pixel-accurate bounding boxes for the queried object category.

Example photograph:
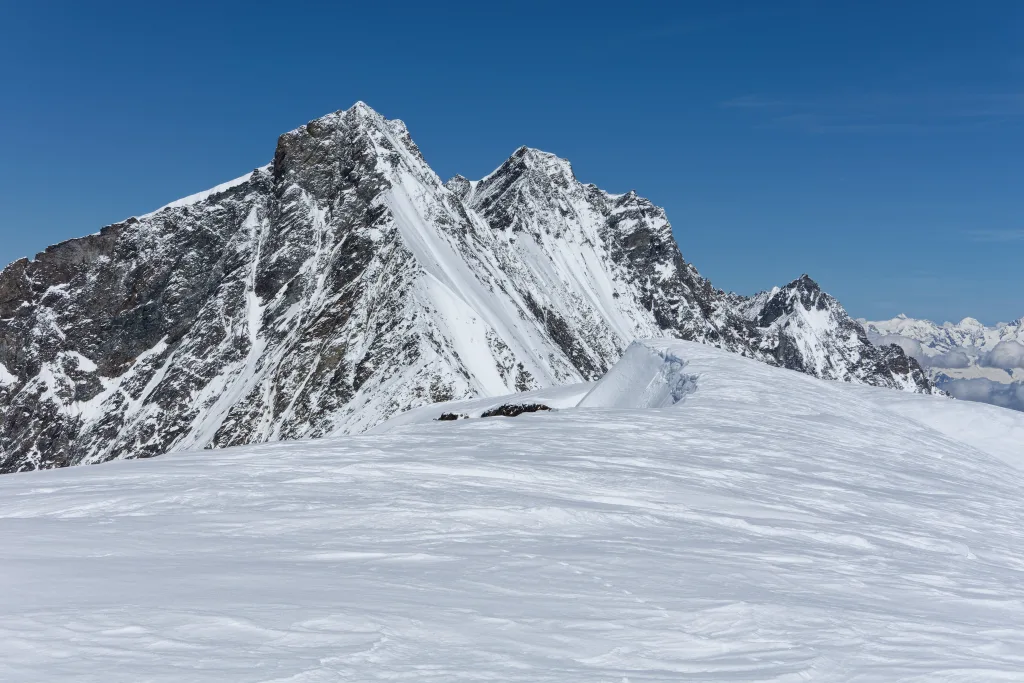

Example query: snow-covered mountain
[2,340,1022,681]
[863,314,1024,411]
[0,102,933,473]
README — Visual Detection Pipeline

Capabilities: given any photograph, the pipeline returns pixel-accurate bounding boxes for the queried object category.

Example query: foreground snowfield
[3,341,1024,682]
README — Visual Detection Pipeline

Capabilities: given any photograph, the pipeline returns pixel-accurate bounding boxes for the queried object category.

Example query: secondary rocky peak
[776,274,825,304]
[445,174,473,201]
[479,146,576,195]
[606,190,671,234]
[756,274,830,327]
[794,273,821,291]
[515,145,575,175]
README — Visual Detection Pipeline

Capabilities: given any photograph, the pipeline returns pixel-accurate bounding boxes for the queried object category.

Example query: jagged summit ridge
[0,102,933,472]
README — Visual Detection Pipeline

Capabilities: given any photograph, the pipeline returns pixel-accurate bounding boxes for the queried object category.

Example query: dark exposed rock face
[480,403,552,418]
[0,102,933,474]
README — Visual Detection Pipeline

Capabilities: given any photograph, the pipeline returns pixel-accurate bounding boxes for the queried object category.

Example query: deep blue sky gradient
[1,0,1021,323]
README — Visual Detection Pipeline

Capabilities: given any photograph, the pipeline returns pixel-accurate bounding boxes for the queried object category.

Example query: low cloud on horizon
[872,334,972,369]
[868,332,1024,413]
[939,377,1024,412]
[980,341,1024,371]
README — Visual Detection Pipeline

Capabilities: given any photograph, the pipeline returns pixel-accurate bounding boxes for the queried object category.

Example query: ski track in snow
[2,341,1024,681]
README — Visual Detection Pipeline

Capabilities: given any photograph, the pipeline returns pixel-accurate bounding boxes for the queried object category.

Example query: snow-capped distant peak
[862,313,1024,412]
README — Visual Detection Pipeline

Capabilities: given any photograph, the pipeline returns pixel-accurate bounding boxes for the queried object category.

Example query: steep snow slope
[1,341,1021,682]
[0,102,932,473]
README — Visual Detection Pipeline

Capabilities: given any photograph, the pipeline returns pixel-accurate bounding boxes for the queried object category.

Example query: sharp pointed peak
[611,189,645,204]
[347,101,409,134]
[776,273,833,306]
[445,174,474,200]
[786,273,821,292]
[512,145,569,162]
[497,145,576,182]
[291,101,390,137]
[338,100,385,121]
[271,100,428,179]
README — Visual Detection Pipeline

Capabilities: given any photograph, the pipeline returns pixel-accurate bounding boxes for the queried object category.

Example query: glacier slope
[1,341,1022,682]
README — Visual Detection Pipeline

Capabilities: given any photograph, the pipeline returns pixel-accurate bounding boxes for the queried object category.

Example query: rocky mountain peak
[514,146,576,177]
[445,174,473,201]
[747,273,931,391]
[794,273,821,291]
[273,102,428,190]
[756,274,830,327]
[0,103,936,474]
[477,146,577,199]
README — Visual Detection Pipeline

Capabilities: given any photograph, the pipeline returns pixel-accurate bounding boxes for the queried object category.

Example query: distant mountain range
[863,315,1024,412]
[0,102,934,473]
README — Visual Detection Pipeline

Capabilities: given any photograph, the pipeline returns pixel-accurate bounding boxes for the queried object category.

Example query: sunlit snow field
[2,341,1024,681]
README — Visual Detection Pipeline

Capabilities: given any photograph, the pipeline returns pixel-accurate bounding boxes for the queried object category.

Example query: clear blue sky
[1,1,1021,324]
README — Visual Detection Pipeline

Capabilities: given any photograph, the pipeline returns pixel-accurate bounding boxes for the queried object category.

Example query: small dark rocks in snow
[480,403,552,418]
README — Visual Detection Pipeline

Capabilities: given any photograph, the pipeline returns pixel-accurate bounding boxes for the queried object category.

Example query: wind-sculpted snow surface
[577,340,699,409]
[0,102,932,473]
[0,341,1021,681]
